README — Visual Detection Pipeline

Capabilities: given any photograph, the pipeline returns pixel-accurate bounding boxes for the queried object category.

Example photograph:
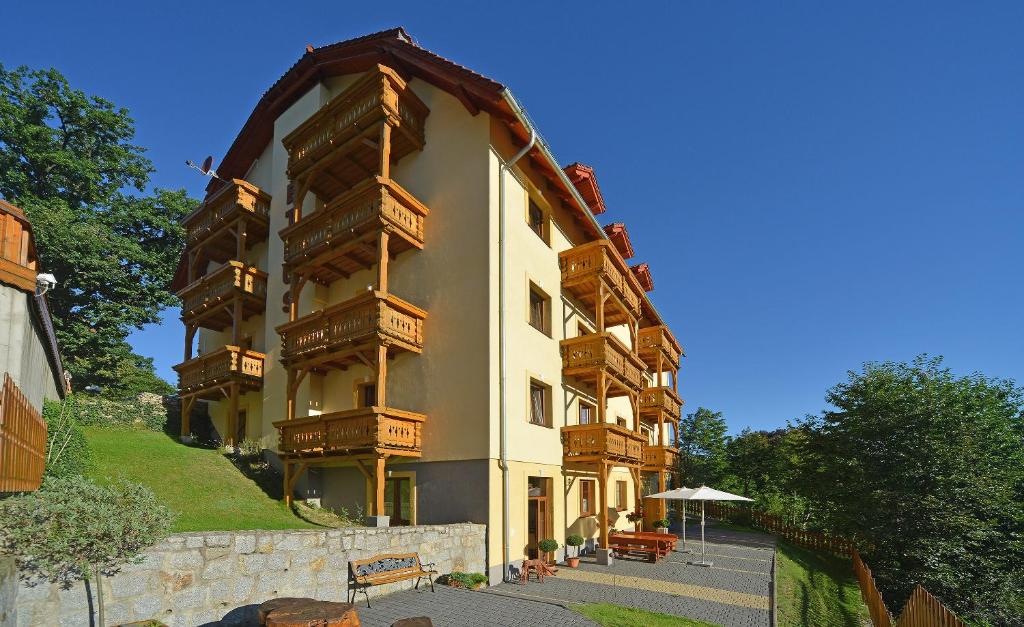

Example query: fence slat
[0,373,47,492]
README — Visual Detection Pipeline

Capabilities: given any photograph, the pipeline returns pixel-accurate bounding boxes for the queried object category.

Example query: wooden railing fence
[683,500,965,626]
[0,373,47,492]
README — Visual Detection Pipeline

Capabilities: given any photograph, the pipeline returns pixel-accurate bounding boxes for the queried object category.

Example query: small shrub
[538,538,559,554]
[43,398,91,478]
[236,438,263,459]
[653,518,671,529]
[566,534,585,557]
[444,571,487,589]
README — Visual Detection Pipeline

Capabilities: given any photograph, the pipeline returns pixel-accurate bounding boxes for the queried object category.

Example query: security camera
[35,273,57,296]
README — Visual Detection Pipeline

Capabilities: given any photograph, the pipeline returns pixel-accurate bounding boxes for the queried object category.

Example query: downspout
[498,114,535,582]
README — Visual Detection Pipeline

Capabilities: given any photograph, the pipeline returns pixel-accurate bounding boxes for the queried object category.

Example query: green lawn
[84,427,317,532]
[573,603,720,627]
[776,541,869,627]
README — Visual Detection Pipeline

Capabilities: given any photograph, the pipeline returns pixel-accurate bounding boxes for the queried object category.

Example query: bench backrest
[609,534,661,547]
[349,552,423,584]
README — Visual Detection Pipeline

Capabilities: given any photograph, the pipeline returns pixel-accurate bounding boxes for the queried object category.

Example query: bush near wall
[70,393,169,431]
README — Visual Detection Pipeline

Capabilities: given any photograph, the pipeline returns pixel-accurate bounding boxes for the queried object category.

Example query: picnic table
[608,531,674,562]
[519,558,558,583]
[257,597,360,626]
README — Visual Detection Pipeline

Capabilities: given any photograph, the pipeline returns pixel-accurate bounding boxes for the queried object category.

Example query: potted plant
[538,538,559,565]
[565,534,584,567]
[625,509,644,531]
[653,518,671,534]
[445,572,487,590]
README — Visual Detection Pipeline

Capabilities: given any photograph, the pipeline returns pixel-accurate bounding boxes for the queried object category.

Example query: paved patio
[354,522,776,627]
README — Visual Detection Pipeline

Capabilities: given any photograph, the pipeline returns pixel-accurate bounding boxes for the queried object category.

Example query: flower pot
[656,527,669,534]
[566,557,580,568]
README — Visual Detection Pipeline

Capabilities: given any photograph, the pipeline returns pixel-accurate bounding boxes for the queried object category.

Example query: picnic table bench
[608,532,673,562]
[348,552,437,608]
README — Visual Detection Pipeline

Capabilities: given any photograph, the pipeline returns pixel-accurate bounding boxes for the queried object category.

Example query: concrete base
[365,515,391,528]
[595,548,615,566]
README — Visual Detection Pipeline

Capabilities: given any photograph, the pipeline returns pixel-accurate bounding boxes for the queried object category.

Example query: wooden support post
[184,324,196,361]
[293,178,308,224]
[596,370,606,424]
[632,393,640,432]
[657,470,667,520]
[673,367,679,394]
[374,455,386,516]
[379,123,392,179]
[283,462,292,507]
[656,352,663,388]
[376,230,390,293]
[286,369,296,421]
[658,412,665,447]
[376,344,388,407]
[231,298,243,345]
[598,462,609,548]
[226,383,239,447]
[180,396,194,438]
[595,283,605,332]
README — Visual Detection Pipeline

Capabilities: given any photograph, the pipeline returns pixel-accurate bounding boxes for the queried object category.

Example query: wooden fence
[682,500,965,626]
[0,373,47,492]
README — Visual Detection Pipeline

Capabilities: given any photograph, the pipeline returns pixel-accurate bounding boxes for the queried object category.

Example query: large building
[172,28,683,581]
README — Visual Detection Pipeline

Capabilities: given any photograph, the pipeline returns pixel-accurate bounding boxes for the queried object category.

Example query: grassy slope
[84,427,317,532]
[776,541,869,627]
[573,603,720,627]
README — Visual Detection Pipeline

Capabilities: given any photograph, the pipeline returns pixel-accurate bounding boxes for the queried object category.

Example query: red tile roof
[602,223,634,260]
[631,263,653,292]
[562,163,607,215]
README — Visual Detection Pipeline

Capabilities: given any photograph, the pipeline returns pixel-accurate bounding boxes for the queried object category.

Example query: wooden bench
[619,531,677,552]
[608,533,670,562]
[348,553,437,608]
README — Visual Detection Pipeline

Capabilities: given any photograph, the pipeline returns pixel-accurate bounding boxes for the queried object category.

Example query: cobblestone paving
[353,522,775,627]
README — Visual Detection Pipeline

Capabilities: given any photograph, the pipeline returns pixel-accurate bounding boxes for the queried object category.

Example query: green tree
[0,475,174,625]
[678,407,728,486]
[0,65,196,395]
[803,356,1024,623]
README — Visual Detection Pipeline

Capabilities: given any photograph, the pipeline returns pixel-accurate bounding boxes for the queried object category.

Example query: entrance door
[383,477,412,526]
[527,477,552,559]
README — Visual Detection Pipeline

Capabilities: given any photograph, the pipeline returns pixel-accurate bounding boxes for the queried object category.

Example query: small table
[519,559,558,583]
[258,597,360,627]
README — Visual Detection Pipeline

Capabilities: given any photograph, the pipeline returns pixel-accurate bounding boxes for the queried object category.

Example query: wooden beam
[374,455,386,516]
[598,462,609,548]
[226,383,239,447]
[378,123,392,179]
[376,344,388,406]
[376,230,390,293]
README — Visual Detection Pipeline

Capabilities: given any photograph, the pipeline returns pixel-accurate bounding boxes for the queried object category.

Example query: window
[616,417,627,428]
[616,480,628,511]
[577,322,593,336]
[528,200,546,240]
[356,382,376,408]
[579,401,594,425]
[580,479,596,516]
[528,284,550,335]
[529,380,550,427]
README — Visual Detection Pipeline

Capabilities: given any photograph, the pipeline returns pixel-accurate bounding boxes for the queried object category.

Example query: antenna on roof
[185,156,226,182]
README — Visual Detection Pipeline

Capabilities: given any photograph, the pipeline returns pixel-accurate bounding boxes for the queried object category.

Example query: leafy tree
[0,475,174,625]
[0,65,196,394]
[803,356,1024,624]
[43,397,91,478]
[677,407,729,486]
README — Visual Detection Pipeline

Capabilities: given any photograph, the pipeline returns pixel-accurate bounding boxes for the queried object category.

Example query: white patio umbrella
[679,486,753,567]
[645,486,696,553]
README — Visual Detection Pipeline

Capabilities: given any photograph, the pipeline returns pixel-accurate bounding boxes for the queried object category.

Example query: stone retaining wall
[1,556,16,627]
[14,523,486,627]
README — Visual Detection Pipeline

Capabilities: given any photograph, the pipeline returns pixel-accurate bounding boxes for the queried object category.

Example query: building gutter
[497,96,535,582]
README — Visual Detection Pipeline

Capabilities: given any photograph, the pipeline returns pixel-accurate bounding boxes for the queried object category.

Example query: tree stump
[263,600,360,627]
[258,598,316,625]
[391,618,434,627]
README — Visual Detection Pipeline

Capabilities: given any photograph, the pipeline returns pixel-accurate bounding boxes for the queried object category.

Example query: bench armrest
[421,562,438,571]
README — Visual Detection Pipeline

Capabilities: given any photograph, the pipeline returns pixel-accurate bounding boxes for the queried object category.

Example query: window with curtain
[529,380,549,427]
[529,285,549,335]
[580,479,596,516]
[528,200,546,240]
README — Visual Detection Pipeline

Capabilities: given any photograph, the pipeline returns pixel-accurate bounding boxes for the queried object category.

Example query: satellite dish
[200,156,214,174]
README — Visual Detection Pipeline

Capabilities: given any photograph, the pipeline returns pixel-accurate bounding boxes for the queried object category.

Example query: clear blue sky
[3,2,1022,433]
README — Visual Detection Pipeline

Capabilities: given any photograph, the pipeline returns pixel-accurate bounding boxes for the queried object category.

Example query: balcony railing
[178,261,267,327]
[174,346,264,397]
[182,180,271,259]
[637,325,682,371]
[561,332,645,394]
[639,386,682,421]
[642,445,679,471]
[560,240,643,324]
[274,407,425,458]
[281,177,428,282]
[561,423,646,466]
[282,65,429,191]
[277,291,426,367]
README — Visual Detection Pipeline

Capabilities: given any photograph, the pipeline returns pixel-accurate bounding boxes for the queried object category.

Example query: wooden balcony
[277,291,426,370]
[560,240,643,326]
[561,332,645,395]
[642,445,679,472]
[639,386,682,421]
[561,423,646,466]
[637,325,683,371]
[274,406,425,459]
[183,180,271,263]
[174,345,264,399]
[281,177,428,283]
[177,261,267,329]
[282,65,429,199]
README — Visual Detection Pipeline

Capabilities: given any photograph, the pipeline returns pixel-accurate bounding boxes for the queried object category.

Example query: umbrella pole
[688,499,712,567]
[681,502,687,552]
